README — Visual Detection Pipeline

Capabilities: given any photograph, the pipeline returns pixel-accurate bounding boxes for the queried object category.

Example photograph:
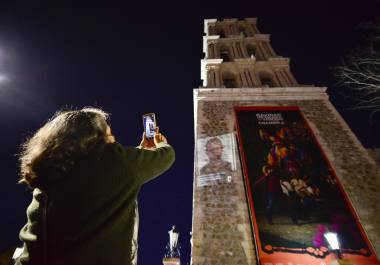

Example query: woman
[15,107,175,265]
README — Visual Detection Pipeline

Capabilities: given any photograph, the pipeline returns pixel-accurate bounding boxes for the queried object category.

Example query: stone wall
[367,148,380,166]
[191,87,380,265]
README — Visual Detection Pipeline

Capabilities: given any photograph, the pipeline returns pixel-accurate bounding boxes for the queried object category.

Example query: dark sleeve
[124,142,175,185]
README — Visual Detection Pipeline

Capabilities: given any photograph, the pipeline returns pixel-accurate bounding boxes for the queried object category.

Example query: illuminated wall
[192,88,380,265]
[191,18,380,265]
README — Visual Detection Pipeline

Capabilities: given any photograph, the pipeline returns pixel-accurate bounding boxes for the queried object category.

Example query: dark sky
[0,2,379,264]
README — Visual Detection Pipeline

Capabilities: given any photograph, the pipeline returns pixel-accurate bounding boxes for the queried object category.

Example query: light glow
[324,232,340,250]
[0,74,7,83]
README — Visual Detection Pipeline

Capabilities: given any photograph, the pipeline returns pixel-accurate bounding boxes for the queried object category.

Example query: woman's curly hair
[19,107,110,188]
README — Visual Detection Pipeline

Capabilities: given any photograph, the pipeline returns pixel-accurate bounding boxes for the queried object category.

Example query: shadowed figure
[14,107,175,265]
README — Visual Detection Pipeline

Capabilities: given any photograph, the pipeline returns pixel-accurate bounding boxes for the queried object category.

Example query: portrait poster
[234,106,379,265]
[196,133,237,187]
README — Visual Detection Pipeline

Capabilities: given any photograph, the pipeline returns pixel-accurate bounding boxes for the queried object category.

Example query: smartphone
[142,113,156,139]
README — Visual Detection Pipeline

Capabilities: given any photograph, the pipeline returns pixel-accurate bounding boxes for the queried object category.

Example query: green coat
[16,142,175,265]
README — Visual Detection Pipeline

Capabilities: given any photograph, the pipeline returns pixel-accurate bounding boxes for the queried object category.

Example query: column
[251,24,260,34]
[239,42,249,58]
[223,24,231,36]
[267,42,277,56]
[213,43,218,58]
[281,69,292,86]
[214,67,222,87]
[230,24,238,35]
[272,70,284,87]
[248,69,261,87]
[244,70,254,87]
[262,41,273,57]
[229,44,236,60]
[239,70,248,87]
[233,43,242,58]
[237,72,244,87]
[229,43,236,59]
[206,67,215,87]
[256,42,267,60]
[208,43,215,59]
[246,23,254,36]
[274,69,286,87]
[285,69,299,86]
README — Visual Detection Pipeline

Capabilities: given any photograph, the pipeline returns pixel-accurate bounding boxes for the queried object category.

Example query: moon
[0,74,7,83]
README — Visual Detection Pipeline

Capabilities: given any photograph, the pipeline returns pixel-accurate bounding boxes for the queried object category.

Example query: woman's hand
[139,127,168,149]
[154,127,168,146]
[139,132,155,149]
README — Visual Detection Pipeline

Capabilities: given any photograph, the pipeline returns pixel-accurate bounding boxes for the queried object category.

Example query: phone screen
[143,113,156,139]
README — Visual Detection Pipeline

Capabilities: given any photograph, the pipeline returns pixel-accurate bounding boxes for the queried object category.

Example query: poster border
[234,105,378,264]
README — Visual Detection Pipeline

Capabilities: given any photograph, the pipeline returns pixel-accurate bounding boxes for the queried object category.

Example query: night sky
[0,2,379,265]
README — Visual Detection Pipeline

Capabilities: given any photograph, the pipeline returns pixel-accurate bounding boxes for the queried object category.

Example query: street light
[324,232,340,252]
[324,232,353,265]
[169,225,179,253]
[163,225,181,265]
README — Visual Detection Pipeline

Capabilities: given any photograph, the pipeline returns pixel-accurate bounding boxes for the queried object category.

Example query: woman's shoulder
[99,142,140,161]
[101,142,137,154]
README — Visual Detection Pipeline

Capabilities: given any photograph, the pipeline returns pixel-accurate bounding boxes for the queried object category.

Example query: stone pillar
[234,42,244,58]
[256,42,267,60]
[277,68,298,86]
[223,24,231,36]
[214,66,222,87]
[229,23,238,35]
[271,70,281,87]
[213,42,219,59]
[274,69,288,87]
[240,42,249,58]
[208,43,215,59]
[285,69,299,86]
[206,67,216,87]
[281,69,293,86]
[248,69,261,86]
[235,43,240,58]
[230,43,237,59]
[239,70,249,87]
[267,42,277,56]
[262,41,274,57]
[245,70,255,87]
[246,23,254,35]
[251,23,259,34]
[239,68,255,87]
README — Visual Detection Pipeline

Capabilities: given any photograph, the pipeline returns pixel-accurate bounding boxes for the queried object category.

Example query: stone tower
[192,18,380,265]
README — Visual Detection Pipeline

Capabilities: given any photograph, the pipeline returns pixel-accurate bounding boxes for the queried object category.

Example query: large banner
[235,106,379,265]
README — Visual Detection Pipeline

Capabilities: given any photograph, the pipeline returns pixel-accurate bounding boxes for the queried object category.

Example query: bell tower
[191,18,380,265]
[201,18,298,89]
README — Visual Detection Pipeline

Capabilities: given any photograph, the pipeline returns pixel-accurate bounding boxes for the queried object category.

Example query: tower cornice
[204,18,217,34]
[194,87,328,101]
[203,35,220,56]
[244,17,257,24]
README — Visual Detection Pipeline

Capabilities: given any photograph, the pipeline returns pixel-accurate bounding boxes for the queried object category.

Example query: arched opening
[246,44,256,58]
[215,27,225,38]
[208,25,216,35]
[238,26,247,37]
[259,72,275,87]
[219,46,231,62]
[222,72,237,88]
